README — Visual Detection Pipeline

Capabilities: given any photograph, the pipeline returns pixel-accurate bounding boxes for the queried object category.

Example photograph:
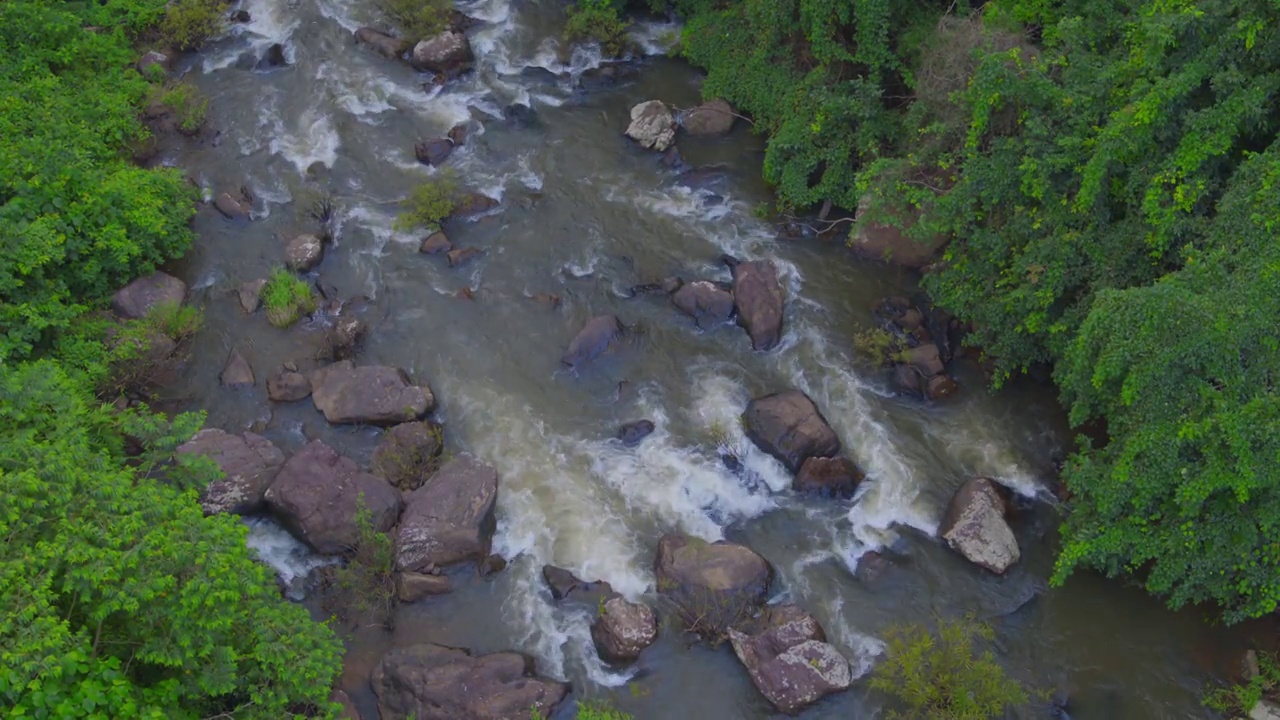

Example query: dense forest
[2,0,1278,715]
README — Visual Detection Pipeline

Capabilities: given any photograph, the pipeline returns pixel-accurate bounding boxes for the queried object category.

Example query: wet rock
[743,390,841,473]
[625,100,676,152]
[479,554,507,576]
[660,145,688,172]
[395,455,498,572]
[543,565,584,601]
[420,231,452,254]
[111,272,186,319]
[654,533,772,635]
[285,233,324,272]
[397,571,452,601]
[326,316,367,360]
[455,287,474,300]
[411,31,473,75]
[672,280,734,329]
[577,63,639,91]
[372,644,568,720]
[176,429,284,515]
[414,137,454,166]
[371,420,444,491]
[616,419,655,446]
[355,27,409,60]
[560,314,623,367]
[220,348,255,388]
[794,456,863,498]
[675,165,729,191]
[902,343,945,377]
[519,65,562,85]
[682,98,736,136]
[730,259,785,351]
[447,9,482,33]
[939,477,1020,574]
[137,50,170,75]
[501,103,538,128]
[926,373,959,400]
[592,597,658,663]
[850,196,947,268]
[214,192,251,219]
[309,360,435,425]
[264,440,402,554]
[230,9,250,22]
[451,192,499,219]
[728,605,852,714]
[447,247,483,267]
[447,123,469,146]
[238,278,267,313]
[267,367,312,402]
[256,43,288,69]
[630,276,683,296]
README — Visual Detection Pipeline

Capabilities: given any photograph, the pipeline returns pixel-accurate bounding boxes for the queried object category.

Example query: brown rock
[682,98,736,136]
[331,690,360,720]
[220,348,255,388]
[214,192,251,219]
[372,644,568,720]
[447,123,468,145]
[591,597,658,663]
[743,390,841,473]
[238,278,267,313]
[420,231,452,254]
[111,272,187,320]
[397,571,452,602]
[176,429,284,515]
[479,554,507,576]
[728,605,852,714]
[793,456,864,497]
[850,196,947,268]
[309,360,435,425]
[561,315,622,367]
[285,233,324,272]
[267,367,312,402]
[926,373,959,400]
[672,280,734,329]
[395,455,498,571]
[410,31,473,75]
[452,192,499,218]
[939,477,1020,574]
[903,344,945,377]
[655,534,772,635]
[730,260,784,351]
[415,138,454,166]
[447,247,482,267]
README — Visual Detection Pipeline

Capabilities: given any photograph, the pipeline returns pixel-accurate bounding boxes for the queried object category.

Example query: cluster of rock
[354,15,476,80]
[874,296,963,401]
[624,98,738,152]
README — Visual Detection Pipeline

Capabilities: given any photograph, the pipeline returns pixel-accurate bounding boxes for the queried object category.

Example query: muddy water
[161,0,1245,717]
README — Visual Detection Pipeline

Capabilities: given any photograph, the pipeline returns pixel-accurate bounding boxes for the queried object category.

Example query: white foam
[269,105,341,175]
[243,516,336,600]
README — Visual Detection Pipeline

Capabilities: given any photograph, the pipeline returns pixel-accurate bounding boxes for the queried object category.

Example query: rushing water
[160,1,1251,717]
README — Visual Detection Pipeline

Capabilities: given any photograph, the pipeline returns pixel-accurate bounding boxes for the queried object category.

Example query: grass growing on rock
[376,0,450,42]
[1204,651,1280,715]
[261,268,317,328]
[394,170,461,232]
[574,700,633,720]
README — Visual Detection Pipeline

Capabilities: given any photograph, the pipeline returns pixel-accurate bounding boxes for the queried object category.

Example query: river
[161,0,1246,716]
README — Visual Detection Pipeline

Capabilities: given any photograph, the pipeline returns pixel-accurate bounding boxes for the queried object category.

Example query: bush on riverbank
[566,0,632,58]
[158,0,226,51]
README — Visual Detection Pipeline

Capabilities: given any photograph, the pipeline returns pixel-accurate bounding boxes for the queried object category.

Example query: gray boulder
[728,605,852,714]
[176,429,284,515]
[355,27,409,60]
[730,259,784,351]
[285,233,324,272]
[411,31,473,75]
[264,440,402,554]
[372,644,568,720]
[655,534,772,635]
[592,596,658,663]
[371,420,444,491]
[561,314,623,367]
[111,272,186,319]
[672,280,734,329]
[310,360,435,425]
[625,100,676,152]
[395,455,498,572]
[939,477,1020,574]
[682,99,736,136]
[743,390,841,473]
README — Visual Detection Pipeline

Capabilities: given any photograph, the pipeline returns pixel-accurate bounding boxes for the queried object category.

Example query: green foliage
[376,0,450,42]
[261,268,317,328]
[330,496,398,629]
[154,82,209,134]
[0,361,343,719]
[157,0,226,51]
[566,0,632,58]
[870,617,1030,719]
[1205,651,1280,714]
[574,700,634,720]
[852,326,904,365]
[394,171,461,232]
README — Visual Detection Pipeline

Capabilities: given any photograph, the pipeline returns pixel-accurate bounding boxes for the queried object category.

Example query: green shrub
[870,618,1030,720]
[394,171,461,232]
[376,0,450,42]
[261,269,317,328]
[330,497,398,629]
[155,82,209,134]
[575,700,633,720]
[565,0,631,58]
[1205,651,1280,715]
[157,0,225,51]
[146,301,203,341]
[853,327,905,366]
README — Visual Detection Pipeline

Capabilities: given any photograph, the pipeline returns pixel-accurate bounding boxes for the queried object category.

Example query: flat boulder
[625,100,676,152]
[411,31,473,75]
[111,272,186,319]
[264,440,402,554]
[561,314,622,367]
[310,360,434,425]
[793,456,863,498]
[355,27,409,60]
[743,390,841,473]
[728,605,852,714]
[682,98,736,136]
[267,367,312,402]
[395,455,498,572]
[939,477,1020,574]
[176,429,284,515]
[672,280,734,329]
[372,644,568,720]
[285,233,324,272]
[655,534,772,635]
[592,596,658,663]
[541,565,613,604]
[371,420,444,491]
[729,259,784,351]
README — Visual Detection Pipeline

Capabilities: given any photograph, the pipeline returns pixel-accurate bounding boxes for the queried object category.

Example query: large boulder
[938,477,1020,574]
[592,596,658,663]
[310,360,435,425]
[395,455,498,572]
[728,605,852,714]
[371,420,444,490]
[560,314,622,367]
[655,534,772,635]
[625,100,676,152]
[411,31,473,75]
[355,27,409,60]
[729,260,784,351]
[264,440,402,554]
[793,456,863,498]
[743,390,841,473]
[176,429,284,515]
[372,644,568,720]
[672,280,734,329]
[111,272,186,319]
[285,233,324,272]
[850,196,947,269]
[682,99,736,136]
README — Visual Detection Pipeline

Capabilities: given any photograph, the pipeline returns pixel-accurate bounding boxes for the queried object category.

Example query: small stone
[238,278,267,313]
[616,420,655,446]
[220,349,255,388]
[414,138,454,166]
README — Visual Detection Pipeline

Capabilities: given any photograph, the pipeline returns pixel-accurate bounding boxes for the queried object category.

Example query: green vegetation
[1205,651,1280,715]
[870,618,1030,719]
[261,268,318,328]
[330,498,398,629]
[153,81,209,134]
[377,0,451,42]
[394,171,461,231]
[158,0,226,51]
[664,0,1280,624]
[566,0,631,58]
[574,700,634,720]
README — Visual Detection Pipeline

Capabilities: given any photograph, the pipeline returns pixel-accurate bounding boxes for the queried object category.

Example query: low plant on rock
[565,0,630,58]
[158,0,225,51]
[574,700,634,720]
[376,0,450,42]
[154,82,209,134]
[870,617,1030,720]
[260,268,317,328]
[394,170,461,232]
[853,326,906,366]
[1205,651,1280,715]
[329,496,398,630]
[659,580,756,645]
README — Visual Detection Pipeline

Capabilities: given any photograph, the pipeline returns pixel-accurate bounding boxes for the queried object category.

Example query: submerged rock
[793,456,863,497]
[743,390,841,473]
[654,533,772,635]
[256,43,288,69]
[397,571,452,601]
[939,477,1020,574]
[561,314,623,367]
[625,100,676,152]
[220,348,255,388]
[414,137,454,166]
[451,192,499,219]
[447,247,483,267]
[682,98,736,136]
[371,420,444,491]
[411,31,473,75]
[309,360,434,425]
[238,278,267,313]
[616,419,656,446]
[372,644,568,720]
[672,280,734,329]
[111,272,187,319]
[395,455,498,572]
[730,259,785,351]
[176,429,284,515]
[592,596,658,663]
[355,27,409,60]
[728,605,852,714]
